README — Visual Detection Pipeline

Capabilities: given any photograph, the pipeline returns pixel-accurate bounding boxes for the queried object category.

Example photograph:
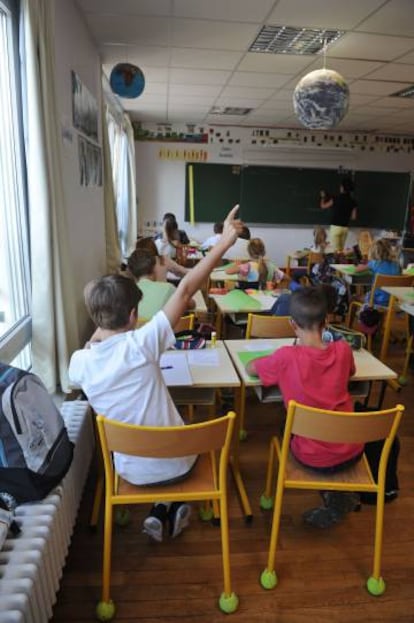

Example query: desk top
[381,286,414,303]
[210,290,276,313]
[163,341,240,388]
[331,264,372,276]
[224,338,397,387]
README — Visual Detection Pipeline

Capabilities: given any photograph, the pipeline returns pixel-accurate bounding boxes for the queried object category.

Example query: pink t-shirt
[254,341,364,468]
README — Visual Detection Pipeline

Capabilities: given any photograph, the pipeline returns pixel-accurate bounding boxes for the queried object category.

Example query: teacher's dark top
[331,194,358,227]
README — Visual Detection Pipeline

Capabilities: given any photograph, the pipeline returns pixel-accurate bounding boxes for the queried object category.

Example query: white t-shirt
[201,233,221,250]
[68,311,196,485]
[155,237,176,259]
[223,238,249,261]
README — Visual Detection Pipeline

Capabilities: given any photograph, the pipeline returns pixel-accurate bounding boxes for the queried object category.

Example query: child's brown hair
[127,249,156,280]
[313,226,328,250]
[247,238,267,285]
[84,274,142,330]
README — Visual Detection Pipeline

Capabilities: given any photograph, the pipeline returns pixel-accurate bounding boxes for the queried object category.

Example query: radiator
[0,400,94,623]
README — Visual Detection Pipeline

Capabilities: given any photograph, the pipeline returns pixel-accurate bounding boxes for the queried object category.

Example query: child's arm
[163,205,242,328]
[320,190,333,209]
[246,359,260,377]
[225,260,242,274]
[354,262,370,273]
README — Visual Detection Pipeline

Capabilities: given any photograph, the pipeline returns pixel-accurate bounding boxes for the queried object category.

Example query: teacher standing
[320,177,357,252]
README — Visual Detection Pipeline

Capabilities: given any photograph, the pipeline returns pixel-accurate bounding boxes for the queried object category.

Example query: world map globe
[110,63,145,99]
[293,68,350,129]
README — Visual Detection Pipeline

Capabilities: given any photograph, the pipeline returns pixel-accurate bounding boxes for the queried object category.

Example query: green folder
[219,289,262,311]
[340,266,372,276]
[238,350,274,379]
[404,267,414,275]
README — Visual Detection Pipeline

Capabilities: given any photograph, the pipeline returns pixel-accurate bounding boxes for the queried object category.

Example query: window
[0,0,31,368]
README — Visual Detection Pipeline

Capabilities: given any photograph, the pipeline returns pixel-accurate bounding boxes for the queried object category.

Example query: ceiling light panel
[249,25,344,55]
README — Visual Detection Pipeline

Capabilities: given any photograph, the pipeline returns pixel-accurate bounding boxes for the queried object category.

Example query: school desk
[285,249,310,277]
[163,341,253,520]
[209,289,276,337]
[224,338,398,440]
[380,286,414,364]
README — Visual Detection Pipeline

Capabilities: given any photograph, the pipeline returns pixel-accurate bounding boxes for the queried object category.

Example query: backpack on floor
[0,363,74,504]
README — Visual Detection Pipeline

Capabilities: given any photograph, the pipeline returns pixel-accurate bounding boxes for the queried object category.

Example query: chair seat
[117,453,217,498]
[284,450,375,488]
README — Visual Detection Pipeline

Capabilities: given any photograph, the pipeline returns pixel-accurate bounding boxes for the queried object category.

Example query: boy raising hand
[69,205,242,542]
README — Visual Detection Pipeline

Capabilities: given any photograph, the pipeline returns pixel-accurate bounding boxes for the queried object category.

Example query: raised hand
[222,204,244,245]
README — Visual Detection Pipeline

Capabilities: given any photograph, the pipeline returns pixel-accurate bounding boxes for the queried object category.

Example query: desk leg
[379,296,394,362]
[215,309,223,339]
[230,384,253,522]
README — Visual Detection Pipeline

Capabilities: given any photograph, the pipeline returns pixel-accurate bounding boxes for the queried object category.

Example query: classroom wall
[53,0,106,340]
[135,130,414,266]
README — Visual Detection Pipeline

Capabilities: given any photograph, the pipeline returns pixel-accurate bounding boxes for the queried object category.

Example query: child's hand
[222,204,243,245]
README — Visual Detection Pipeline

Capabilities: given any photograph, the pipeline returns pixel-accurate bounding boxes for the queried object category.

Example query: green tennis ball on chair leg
[398,375,407,386]
[96,600,115,621]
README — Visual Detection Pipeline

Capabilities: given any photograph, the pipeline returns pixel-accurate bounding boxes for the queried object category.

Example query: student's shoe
[303,506,341,528]
[360,490,399,505]
[142,504,168,542]
[321,491,361,515]
[168,502,191,538]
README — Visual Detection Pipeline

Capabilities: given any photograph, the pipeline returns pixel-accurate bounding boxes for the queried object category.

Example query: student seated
[135,236,188,279]
[223,225,251,261]
[246,287,362,528]
[127,249,195,320]
[160,212,189,245]
[311,226,329,253]
[225,238,285,290]
[68,205,243,542]
[355,238,400,306]
[200,222,223,250]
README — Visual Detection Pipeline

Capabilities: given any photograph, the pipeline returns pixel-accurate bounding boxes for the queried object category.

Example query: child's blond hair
[313,226,328,250]
[368,239,394,262]
[247,238,267,284]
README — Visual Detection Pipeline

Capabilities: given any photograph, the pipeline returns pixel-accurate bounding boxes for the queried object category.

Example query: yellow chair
[259,400,404,595]
[306,251,324,273]
[245,313,295,339]
[95,412,238,620]
[173,313,195,333]
[347,273,414,356]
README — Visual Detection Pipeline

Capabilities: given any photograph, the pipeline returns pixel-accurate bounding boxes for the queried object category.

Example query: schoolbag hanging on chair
[0,363,74,504]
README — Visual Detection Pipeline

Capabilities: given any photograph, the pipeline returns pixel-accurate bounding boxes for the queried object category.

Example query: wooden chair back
[173,313,195,333]
[246,314,295,339]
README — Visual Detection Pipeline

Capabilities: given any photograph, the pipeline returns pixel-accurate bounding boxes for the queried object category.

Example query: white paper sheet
[160,352,193,386]
[187,349,220,366]
[244,341,277,351]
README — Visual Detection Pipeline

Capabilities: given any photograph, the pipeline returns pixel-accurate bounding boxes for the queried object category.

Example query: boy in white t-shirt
[69,205,242,542]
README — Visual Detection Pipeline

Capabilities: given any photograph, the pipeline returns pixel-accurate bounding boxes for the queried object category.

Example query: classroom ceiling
[76,0,414,134]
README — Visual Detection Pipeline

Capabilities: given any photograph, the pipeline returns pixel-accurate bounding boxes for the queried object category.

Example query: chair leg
[96,501,115,621]
[218,496,239,614]
[400,334,413,383]
[89,475,104,529]
[366,491,386,596]
[260,439,276,510]
[260,471,285,590]
[379,301,394,362]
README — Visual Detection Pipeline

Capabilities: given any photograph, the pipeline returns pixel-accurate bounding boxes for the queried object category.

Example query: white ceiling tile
[167,111,207,122]
[169,68,230,85]
[268,89,295,101]
[215,96,269,108]
[397,51,414,65]
[351,80,409,96]
[168,94,217,105]
[220,85,276,99]
[237,53,315,74]
[171,19,259,51]
[356,0,414,37]
[173,0,276,23]
[87,15,170,45]
[267,0,385,30]
[373,96,414,109]
[170,48,243,70]
[328,32,414,62]
[100,44,171,67]
[77,0,171,16]
[303,58,385,80]
[259,100,294,113]
[228,71,290,88]
[169,84,222,97]
[362,63,414,82]
[206,114,252,125]
[348,93,382,106]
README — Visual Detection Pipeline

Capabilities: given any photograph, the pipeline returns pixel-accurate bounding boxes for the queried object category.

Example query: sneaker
[303,506,341,528]
[168,502,191,538]
[142,504,168,543]
[321,491,361,515]
[360,490,398,505]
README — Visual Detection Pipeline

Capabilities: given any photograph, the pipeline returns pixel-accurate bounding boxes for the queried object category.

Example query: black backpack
[0,363,74,504]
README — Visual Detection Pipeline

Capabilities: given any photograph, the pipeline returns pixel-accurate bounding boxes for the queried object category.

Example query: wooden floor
[51,344,414,623]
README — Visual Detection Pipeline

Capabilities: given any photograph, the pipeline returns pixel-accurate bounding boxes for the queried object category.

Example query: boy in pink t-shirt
[246,287,362,528]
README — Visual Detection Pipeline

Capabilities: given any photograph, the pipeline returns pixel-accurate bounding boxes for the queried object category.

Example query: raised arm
[163,205,243,328]
[320,190,333,210]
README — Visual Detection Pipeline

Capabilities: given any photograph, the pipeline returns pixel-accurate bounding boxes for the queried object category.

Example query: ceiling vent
[249,25,344,55]
[390,85,414,99]
[209,106,253,115]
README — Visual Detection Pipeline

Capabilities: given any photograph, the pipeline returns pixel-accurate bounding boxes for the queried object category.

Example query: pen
[161,365,173,370]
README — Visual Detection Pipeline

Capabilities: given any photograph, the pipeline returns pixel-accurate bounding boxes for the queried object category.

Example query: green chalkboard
[185,163,241,223]
[185,163,411,230]
[240,165,340,225]
[353,170,411,229]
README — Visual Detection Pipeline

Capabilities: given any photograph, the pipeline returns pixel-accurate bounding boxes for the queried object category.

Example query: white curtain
[20,0,79,392]
[106,108,137,259]
[101,99,121,273]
